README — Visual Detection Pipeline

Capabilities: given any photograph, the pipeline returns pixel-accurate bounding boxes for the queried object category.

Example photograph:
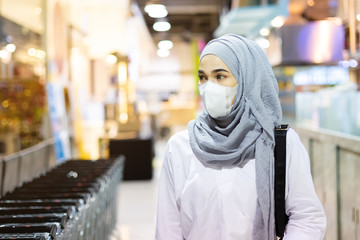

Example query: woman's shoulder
[168,129,190,146]
[286,128,310,162]
[165,130,194,176]
[286,128,303,146]
[287,127,298,138]
[166,129,194,162]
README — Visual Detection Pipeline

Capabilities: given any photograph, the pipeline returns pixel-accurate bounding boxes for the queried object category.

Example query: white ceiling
[69,1,129,57]
[1,0,152,58]
[1,0,43,33]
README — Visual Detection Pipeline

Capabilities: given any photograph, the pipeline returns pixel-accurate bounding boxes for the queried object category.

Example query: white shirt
[155,128,326,240]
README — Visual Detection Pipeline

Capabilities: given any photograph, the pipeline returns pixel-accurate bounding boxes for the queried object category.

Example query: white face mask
[198,81,238,118]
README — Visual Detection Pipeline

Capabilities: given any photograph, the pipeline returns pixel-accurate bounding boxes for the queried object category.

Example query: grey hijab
[188,34,282,239]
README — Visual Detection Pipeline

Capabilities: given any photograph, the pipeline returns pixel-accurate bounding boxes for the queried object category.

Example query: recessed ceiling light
[153,21,171,32]
[158,40,173,49]
[157,48,170,57]
[145,3,164,13]
[146,4,168,18]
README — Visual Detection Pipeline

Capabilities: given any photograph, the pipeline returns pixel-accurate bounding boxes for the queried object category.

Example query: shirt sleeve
[283,129,327,240]
[155,142,183,240]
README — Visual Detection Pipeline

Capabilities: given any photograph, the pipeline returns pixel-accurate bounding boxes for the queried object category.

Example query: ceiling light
[145,3,163,13]
[153,21,171,32]
[271,16,285,28]
[147,5,168,18]
[259,28,270,37]
[0,50,9,59]
[106,54,117,64]
[158,40,173,49]
[5,43,16,53]
[157,48,170,57]
[148,9,168,18]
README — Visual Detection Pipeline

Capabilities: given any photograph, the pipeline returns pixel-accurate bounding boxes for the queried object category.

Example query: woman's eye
[216,74,225,80]
[199,75,206,82]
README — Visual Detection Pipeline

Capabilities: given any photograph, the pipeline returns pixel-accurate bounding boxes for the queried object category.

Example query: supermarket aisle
[109,138,167,240]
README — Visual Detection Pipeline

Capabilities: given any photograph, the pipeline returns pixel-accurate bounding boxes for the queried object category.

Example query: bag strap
[274,124,289,239]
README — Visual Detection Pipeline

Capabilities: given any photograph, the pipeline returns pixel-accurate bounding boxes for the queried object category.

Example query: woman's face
[198,54,237,87]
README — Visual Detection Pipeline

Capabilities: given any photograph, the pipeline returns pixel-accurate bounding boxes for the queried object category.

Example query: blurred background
[0,0,359,239]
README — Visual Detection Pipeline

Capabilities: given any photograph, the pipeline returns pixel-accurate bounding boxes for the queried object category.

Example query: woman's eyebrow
[198,69,229,74]
[213,68,229,73]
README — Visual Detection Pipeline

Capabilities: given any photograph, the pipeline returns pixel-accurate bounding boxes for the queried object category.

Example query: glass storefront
[0,0,48,154]
[274,65,360,137]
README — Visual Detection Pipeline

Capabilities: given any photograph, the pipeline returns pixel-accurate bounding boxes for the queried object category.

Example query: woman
[155,34,326,240]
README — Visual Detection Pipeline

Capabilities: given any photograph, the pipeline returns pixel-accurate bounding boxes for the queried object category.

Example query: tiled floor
[108,138,167,240]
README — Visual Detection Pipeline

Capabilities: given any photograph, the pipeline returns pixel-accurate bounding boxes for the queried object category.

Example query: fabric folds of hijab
[188,34,282,240]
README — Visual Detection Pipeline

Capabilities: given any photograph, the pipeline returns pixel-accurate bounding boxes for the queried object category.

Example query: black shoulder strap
[274,124,289,239]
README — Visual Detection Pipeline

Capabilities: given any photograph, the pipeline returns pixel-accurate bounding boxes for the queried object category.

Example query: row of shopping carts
[0,156,124,239]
